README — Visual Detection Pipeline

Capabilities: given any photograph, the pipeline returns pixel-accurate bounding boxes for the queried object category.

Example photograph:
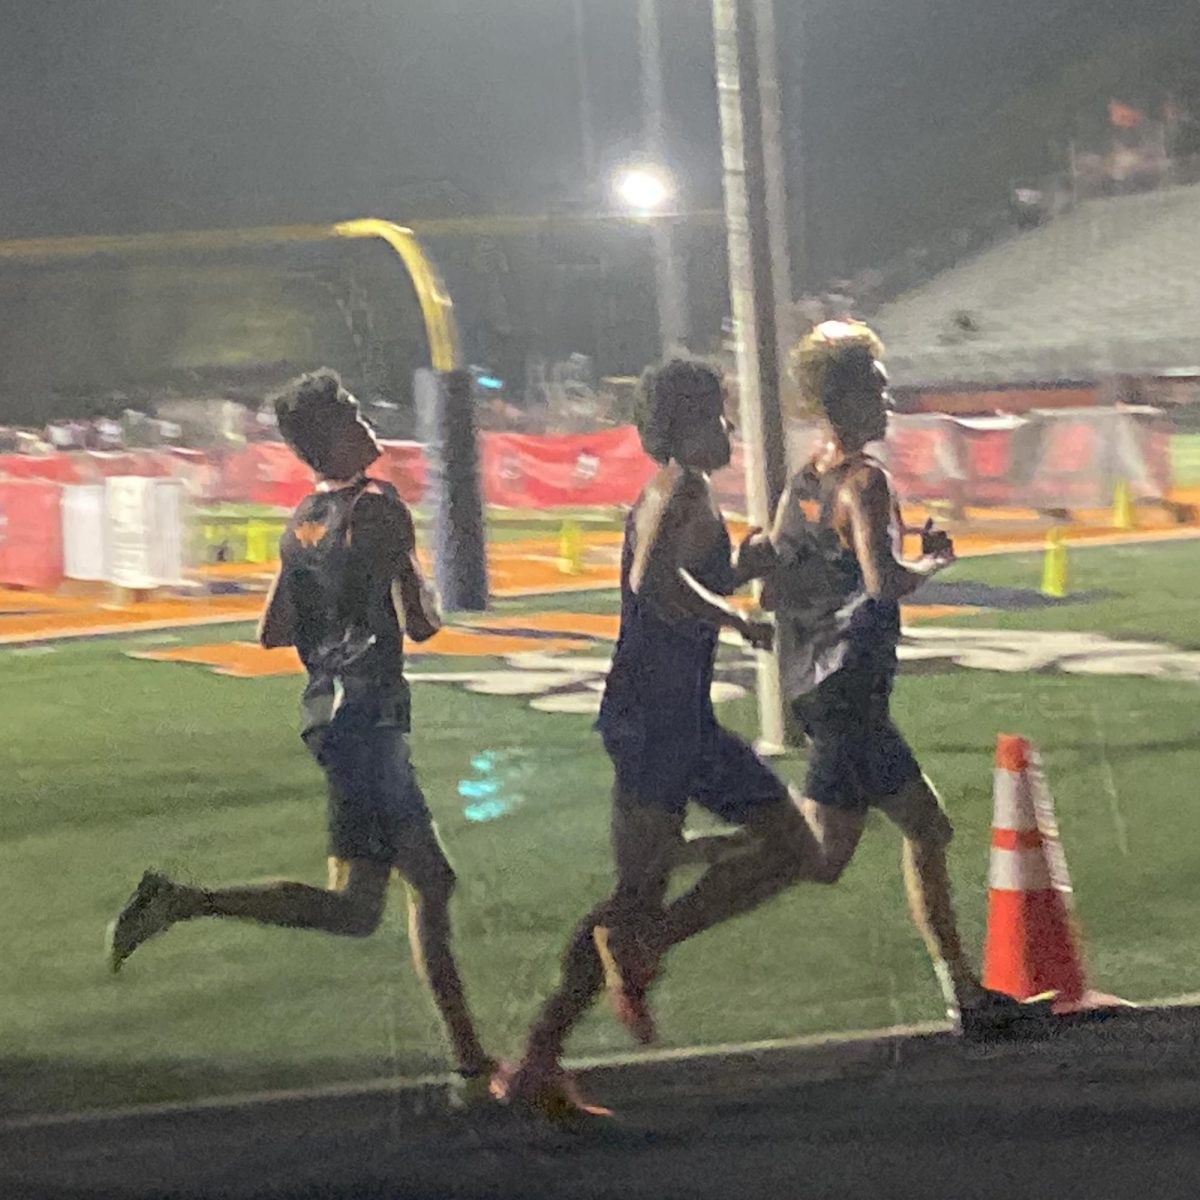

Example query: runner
[106,368,493,1101]
[765,319,1035,1036]
[495,359,820,1119]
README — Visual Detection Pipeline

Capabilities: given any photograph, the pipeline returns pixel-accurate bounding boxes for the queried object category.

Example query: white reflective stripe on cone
[988,846,1053,891]
[992,768,1038,832]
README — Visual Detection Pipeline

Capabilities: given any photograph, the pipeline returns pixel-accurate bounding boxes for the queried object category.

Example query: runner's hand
[737,616,775,652]
[735,528,776,582]
[919,518,956,563]
[915,552,955,576]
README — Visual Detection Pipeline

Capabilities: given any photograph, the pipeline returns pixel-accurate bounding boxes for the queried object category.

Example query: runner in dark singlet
[494,360,826,1120]
[106,369,493,1100]
[767,320,1042,1037]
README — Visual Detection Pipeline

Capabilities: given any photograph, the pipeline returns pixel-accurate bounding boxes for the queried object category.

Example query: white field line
[3,990,1198,1133]
[1090,701,1131,857]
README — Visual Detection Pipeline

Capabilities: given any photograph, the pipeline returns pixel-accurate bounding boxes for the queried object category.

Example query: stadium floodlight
[613,164,674,215]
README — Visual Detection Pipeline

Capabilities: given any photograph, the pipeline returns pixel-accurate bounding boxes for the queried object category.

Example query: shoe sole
[104,919,124,974]
[593,927,655,1045]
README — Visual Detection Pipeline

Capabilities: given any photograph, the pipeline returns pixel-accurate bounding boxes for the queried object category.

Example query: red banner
[0,453,85,484]
[0,480,64,589]
[884,417,965,505]
[374,441,427,504]
[1024,417,1103,507]
[479,426,657,508]
[0,410,1174,519]
[878,409,1170,509]
[217,443,315,509]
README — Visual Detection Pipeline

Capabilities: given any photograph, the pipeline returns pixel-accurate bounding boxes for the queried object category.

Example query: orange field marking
[131,627,595,678]
[5,492,1199,646]
[901,604,981,622]
[0,591,265,645]
[130,642,303,677]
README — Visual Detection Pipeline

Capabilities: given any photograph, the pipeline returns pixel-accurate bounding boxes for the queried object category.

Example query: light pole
[571,0,597,181]
[712,0,793,750]
[638,0,689,356]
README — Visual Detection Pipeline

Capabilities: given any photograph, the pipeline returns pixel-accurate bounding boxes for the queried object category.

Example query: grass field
[2,538,1199,1117]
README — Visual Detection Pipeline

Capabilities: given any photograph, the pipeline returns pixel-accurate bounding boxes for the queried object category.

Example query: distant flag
[1108,99,1145,129]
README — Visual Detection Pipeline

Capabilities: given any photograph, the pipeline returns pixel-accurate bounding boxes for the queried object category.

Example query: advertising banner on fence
[479,425,658,508]
[107,476,185,590]
[216,443,314,509]
[0,479,64,590]
[877,408,1169,510]
[374,441,427,504]
[61,485,109,582]
[0,407,1178,523]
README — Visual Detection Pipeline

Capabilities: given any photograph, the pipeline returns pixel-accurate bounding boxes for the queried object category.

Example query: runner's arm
[632,470,772,647]
[843,466,954,601]
[357,489,442,642]
[258,568,297,648]
[388,502,442,643]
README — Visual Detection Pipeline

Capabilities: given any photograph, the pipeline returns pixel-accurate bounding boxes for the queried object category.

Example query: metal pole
[638,0,688,354]
[572,0,597,181]
[712,0,791,751]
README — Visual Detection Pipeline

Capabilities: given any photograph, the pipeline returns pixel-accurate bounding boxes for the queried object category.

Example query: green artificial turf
[1,540,1197,1115]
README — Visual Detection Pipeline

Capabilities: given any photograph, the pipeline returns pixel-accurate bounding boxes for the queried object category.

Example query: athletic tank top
[597,486,735,736]
[773,456,901,700]
[270,477,412,734]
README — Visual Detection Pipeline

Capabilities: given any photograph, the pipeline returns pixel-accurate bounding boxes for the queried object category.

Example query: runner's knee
[882,776,954,849]
[341,890,386,937]
[807,854,850,886]
[909,807,954,853]
[336,859,391,936]
[399,825,458,903]
[412,856,457,905]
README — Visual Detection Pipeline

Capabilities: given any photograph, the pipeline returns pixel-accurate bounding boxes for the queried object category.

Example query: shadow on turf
[909,580,1115,609]
[0,1053,444,1122]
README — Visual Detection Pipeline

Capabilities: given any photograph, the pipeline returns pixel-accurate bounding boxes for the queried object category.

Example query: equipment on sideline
[1040,528,1068,599]
[983,734,1130,1014]
[557,520,584,575]
[1112,479,1136,531]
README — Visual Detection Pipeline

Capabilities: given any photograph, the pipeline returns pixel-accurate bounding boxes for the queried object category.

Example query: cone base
[1051,989,1136,1015]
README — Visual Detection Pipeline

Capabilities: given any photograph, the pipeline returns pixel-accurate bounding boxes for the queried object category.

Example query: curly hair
[634,358,724,464]
[787,320,886,424]
[273,368,377,475]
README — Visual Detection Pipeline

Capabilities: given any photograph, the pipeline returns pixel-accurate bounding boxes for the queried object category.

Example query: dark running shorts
[791,660,921,813]
[600,717,788,824]
[304,713,432,864]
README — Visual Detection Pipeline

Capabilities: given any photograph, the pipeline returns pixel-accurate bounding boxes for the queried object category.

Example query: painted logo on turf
[408,628,1200,716]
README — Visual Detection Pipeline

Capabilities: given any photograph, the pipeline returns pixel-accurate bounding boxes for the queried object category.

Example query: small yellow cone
[1112,480,1136,530]
[558,520,583,575]
[1041,527,1068,598]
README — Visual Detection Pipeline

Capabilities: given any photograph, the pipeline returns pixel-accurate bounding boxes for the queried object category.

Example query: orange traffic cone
[983,734,1130,1014]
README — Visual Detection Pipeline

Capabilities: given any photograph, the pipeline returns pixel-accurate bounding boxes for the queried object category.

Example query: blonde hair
[787,320,885,419]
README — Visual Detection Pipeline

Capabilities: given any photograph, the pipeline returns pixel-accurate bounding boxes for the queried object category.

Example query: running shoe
[106,871,183,973]
[449,1059,500,1110]
[490,1060,611,1123]
[593,924,658,1045]
[953,987,1055,1041]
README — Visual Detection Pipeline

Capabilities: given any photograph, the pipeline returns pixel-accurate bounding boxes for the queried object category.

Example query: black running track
[4,1008,1198,1200]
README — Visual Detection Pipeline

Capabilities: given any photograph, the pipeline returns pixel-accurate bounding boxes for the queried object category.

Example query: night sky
[0,2,1192,303]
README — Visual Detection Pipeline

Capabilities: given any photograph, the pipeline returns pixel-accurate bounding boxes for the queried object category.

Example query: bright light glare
[615,166,673,213]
